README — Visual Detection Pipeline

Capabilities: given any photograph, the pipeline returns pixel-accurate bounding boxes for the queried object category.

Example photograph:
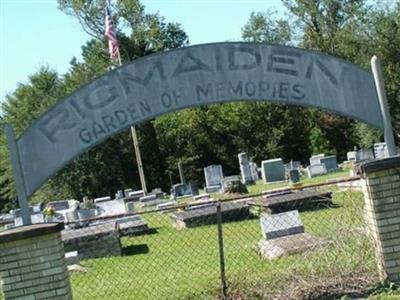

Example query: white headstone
[309,154,325,166]
[374,143,389,159]
[357,148,375,161]
[204,165,223,188]
[347,151,357,161]
[306,164,327,178]
[260,210,304,240]
[238,152,254,184]
[94,196,112,203]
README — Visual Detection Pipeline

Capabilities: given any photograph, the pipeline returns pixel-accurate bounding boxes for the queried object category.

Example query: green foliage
[242,10,292,44]
[0,68,64,208]
[352,122,383,149]
[309,127,334,155]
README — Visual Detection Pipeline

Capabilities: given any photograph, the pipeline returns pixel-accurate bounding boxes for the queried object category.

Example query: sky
[0,0,285,102]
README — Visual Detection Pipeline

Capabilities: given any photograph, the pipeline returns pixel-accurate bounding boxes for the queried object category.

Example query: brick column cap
[358,155,400,175]
[0,223,64,243]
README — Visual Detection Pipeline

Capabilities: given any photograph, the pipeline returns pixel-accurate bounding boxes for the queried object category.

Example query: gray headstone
[171,183,195,197]
[357,148,374,161]
[204,165,223,188]
[238,152,254,184]
[48,200,70,211]
[319,155,338,172]
[289,169,300,183]
[261,159,285,183]
[309,154,325,166]
[306,164,327,178]
[260,210,304,240]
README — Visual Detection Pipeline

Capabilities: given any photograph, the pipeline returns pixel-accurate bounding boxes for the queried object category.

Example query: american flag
[105,1,119,60]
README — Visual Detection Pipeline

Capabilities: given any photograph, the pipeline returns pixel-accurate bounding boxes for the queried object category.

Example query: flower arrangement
[43,204,56,217]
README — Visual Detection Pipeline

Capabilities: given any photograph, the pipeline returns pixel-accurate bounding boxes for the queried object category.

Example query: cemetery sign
[4,42,394,224]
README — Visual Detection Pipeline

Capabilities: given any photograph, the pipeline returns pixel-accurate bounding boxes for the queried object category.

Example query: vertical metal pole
[371,55,397,156]
[178,162,185,184]
[116,50,148,195]
[4,124,31,225]
[216,202,227,299]
[130,126,147,195]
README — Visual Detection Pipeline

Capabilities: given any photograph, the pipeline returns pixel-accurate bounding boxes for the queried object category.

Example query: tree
[242,10,292,45]
[0,68,64,205]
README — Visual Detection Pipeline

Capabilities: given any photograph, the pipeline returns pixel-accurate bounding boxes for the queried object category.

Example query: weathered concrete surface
[258,233,327,259]
[15,43,383,196]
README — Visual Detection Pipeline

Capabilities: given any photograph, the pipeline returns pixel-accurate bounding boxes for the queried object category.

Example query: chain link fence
[1,179,380,300]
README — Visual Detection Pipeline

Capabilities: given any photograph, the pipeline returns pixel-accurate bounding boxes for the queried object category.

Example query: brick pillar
[0,223,72,299]
[359,155,400,282]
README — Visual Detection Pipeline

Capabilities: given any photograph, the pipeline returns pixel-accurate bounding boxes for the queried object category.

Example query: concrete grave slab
[171,202,249,230]
[193,194,211,201]
[62,222,121,259]
[258,233,326,259]
[157,201,178,210]
[259,190,332,213]
[116,216,149,236]
[96,199,126,217]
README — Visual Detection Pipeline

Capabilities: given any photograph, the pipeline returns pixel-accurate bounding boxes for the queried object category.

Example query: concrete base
[62,222,121,259]
[258,233,326,259]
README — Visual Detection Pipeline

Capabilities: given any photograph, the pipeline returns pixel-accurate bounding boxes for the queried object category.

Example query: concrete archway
[6,42,387,200]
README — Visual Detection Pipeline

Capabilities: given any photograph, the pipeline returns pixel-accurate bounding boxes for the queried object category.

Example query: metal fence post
[216,202,227,299]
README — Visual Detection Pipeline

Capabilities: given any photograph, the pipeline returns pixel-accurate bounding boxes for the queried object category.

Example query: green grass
[70,185,381,300]
[0,171,391,299]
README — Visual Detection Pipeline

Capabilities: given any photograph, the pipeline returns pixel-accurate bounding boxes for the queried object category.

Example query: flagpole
[116,50,148,195]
